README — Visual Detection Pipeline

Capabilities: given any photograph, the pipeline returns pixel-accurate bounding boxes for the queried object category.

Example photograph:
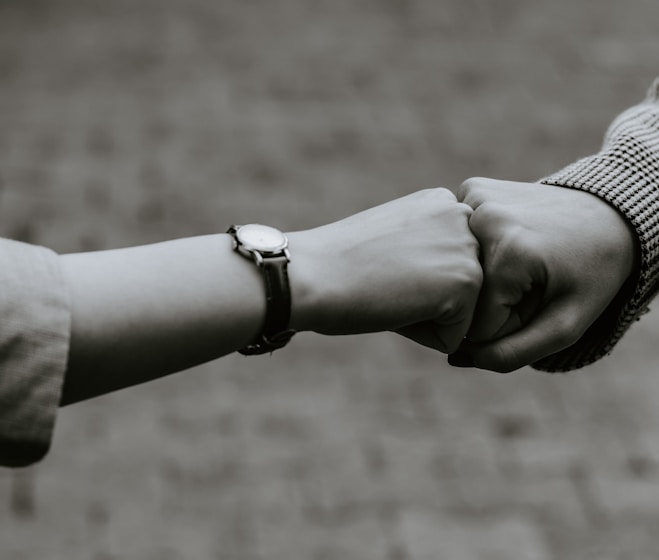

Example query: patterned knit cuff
[532,87,659,372]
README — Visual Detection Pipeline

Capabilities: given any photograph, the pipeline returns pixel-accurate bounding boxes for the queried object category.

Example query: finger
[463,205,508,340]
[459,178,542,213]
[396,321,448,352]
[435,260,483,353]
[396,321,464,354]
[468,274,545,343]
[428,186,458,203]
[457,177,501,209]
[460,299,585,372]
[467,280,511,342]
[397,321,466,354]
[467,213,543,342]
[398,277,480,354]
[397,314,472,355]
[435,319,472,355]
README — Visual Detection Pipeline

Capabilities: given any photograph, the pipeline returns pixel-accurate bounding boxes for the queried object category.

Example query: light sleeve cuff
[0,239,71,467]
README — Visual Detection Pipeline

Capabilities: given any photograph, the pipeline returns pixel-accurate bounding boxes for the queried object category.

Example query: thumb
[468,277,545,343]
[451,299,583,372]
[397,295,477,354]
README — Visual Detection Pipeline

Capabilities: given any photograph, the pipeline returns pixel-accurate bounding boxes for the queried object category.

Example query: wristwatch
[227,224,296,355]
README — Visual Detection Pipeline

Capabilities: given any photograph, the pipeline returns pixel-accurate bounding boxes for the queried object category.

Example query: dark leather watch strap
[238,252,295,355]
[261,255,292,340]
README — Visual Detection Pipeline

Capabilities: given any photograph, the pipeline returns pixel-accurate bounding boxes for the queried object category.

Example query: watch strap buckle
[238,329,297,356]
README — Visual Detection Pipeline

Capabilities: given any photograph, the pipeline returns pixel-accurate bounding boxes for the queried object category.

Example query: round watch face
[236,224,288,253]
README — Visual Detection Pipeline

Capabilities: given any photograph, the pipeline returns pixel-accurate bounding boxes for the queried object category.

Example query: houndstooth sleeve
[533,78,659,372]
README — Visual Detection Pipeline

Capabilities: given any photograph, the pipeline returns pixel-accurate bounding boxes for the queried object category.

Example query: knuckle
[458,176,487,196]
[416,187,462,221]
[435,261,483,319]
[483,220,526,267]
[457,176,494,206]
[465,205,486,235]
[443,248,483,293]
[456,201,475,219]
[415,186,449,196]
[476,200,509,220]
[466,201,509,241]
[426,186,457,203]
[502,230,527,256]
[460,257,484,294]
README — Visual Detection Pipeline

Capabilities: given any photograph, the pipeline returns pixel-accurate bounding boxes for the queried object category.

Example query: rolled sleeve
[0,238,71,467]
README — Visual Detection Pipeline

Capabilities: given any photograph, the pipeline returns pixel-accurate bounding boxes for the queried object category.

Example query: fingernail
[448,350,475,368]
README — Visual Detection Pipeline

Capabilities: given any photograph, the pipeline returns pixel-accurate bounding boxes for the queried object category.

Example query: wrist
[227,225,296,354]
[576,188,640,279]
[285,230,332,334]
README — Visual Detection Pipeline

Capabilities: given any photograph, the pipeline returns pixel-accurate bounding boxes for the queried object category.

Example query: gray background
[2,0,659,558]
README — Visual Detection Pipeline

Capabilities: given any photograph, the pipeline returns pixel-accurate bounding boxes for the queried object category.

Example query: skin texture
[61,188,482,404]
[288,188,482,353]
[451,177,639,373]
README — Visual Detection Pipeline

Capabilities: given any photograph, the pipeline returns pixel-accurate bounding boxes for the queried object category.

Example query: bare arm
[60,234,268,403]
[60,188,482,404]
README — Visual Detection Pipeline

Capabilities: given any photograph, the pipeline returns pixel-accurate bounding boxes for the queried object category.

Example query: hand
[288,188,482,354]
[452,177,638,372]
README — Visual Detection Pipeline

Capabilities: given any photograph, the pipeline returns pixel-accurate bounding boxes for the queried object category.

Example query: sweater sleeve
[533,78,659,372]
[0,239,71,467]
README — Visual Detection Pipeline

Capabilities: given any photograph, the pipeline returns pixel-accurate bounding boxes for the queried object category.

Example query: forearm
[60,234,270,404]
[58,189,481,405]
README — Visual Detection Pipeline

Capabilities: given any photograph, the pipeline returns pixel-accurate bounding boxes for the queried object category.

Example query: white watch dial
[237,224,288,253]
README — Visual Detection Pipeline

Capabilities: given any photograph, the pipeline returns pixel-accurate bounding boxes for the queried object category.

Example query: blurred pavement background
[1,0,659,558]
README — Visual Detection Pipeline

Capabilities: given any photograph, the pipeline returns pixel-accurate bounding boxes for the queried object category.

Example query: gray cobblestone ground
[2,0,659,558]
